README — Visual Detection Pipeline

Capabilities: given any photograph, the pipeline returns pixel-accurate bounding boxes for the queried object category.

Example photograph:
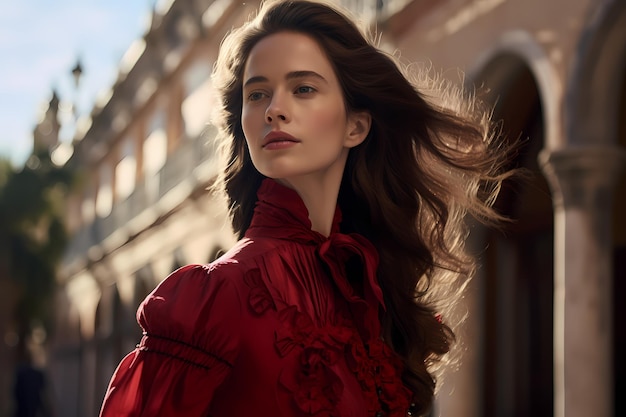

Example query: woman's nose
[266,113,287,123]
[265,95,288,123]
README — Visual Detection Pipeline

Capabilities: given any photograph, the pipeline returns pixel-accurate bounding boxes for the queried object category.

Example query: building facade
[46,1,625,417]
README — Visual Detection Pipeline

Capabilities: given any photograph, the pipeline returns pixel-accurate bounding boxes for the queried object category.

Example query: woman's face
[241,31,366,187]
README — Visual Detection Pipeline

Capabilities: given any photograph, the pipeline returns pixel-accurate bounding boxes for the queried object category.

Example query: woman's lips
[262,131,300,149]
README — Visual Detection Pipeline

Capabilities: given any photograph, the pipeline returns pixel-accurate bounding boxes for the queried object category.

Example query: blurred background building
[3,0,623,416]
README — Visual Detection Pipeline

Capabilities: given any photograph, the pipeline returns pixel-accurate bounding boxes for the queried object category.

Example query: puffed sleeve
[99,264,243,417]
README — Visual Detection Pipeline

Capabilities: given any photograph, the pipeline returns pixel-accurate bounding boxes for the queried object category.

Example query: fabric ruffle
[244,271,351,416]
[275,306,353,416]
[244,269,275,315]
[347,337,413,417]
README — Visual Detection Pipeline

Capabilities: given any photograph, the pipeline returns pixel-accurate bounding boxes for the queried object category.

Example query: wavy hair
[211,0,512,414]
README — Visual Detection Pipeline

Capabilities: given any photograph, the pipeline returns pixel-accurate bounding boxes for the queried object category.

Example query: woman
[99,1,511,416]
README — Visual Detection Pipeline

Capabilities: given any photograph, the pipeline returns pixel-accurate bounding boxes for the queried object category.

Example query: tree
[0,150,74,358]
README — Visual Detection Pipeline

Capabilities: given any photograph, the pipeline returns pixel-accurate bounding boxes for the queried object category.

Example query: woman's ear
[345,111,372,148]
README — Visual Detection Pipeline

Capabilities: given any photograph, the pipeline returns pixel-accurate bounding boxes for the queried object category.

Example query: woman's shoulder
[137,263,247,340]
[219,236,294,262]
[149,262,245,299]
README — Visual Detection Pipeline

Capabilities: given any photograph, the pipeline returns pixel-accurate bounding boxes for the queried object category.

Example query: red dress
[99,179,414,417]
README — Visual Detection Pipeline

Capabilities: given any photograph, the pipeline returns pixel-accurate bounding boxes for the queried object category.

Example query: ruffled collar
[246,178,342,243]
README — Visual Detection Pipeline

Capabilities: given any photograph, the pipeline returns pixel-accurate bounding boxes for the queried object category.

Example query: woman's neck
[276,167,344,237]
[299,185,340,237]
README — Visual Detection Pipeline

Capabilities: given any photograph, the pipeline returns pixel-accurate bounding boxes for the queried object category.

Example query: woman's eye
[248,92,266,101]
[295,86,315,94]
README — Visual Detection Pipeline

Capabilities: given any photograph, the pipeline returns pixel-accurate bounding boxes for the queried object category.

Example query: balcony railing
[339,0,410,20]
[62,127,220,268]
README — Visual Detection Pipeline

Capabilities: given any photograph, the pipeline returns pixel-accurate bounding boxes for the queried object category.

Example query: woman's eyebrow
[285,70,327,84]
[243,75,268,87]
[244,70,328,87]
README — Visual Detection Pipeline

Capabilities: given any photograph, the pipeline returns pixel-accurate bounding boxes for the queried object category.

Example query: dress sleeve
[99,264,243,417]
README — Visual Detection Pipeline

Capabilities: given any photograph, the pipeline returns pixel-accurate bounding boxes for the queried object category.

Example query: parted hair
[211,0,511,414]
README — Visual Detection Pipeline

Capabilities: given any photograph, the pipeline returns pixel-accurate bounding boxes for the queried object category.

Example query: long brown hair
[212,0,511,414]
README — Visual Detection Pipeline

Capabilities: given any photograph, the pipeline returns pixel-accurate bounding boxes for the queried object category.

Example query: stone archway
[93,285,126,416]
[565,0,626,146]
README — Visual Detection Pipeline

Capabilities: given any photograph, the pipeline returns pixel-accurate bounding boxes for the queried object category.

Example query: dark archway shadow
[473,53,554,417]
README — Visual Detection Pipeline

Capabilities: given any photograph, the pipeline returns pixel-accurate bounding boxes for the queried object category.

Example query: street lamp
[70,59,83,114]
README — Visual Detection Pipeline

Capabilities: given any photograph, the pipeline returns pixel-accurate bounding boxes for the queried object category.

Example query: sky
[0,0,152,166]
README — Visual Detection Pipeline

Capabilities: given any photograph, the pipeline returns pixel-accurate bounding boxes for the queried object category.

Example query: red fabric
[99,179,413,417]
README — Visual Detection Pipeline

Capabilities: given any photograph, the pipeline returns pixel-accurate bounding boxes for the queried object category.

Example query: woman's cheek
[308,104,345,134]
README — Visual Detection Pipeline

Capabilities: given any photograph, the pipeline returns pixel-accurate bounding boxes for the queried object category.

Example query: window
[115,138,137,200]
[182,61,214,138]
[96,164,113,218]
[144,110,168,199]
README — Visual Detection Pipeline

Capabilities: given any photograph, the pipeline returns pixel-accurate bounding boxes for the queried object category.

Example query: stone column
[435,266,483,417]
[435,220,491,417]
[540,146,625,417]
